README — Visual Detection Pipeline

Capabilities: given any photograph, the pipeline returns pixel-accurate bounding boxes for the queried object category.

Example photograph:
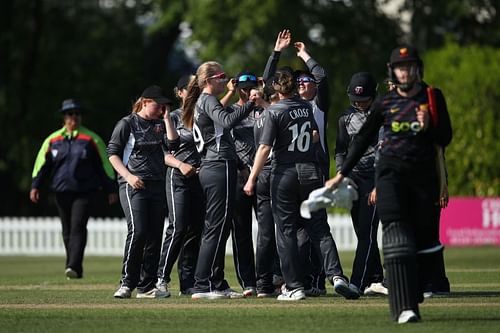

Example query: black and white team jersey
[193,93,254,161]
[340,84,452,176]
[231,103,261,169]
[335,106,378,174]
[263,51,330,155]
[107,112,178,183]
[259,96,318,165]
[253,108,273,165]
[169,109,201,167]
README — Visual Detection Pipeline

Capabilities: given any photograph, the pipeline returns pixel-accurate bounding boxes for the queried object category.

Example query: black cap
[389,46,421,66]
[236,72,258,89]
[176,75,192,90]
[141,85,172,104]
[347,72,377,102]
[60,98,83,113]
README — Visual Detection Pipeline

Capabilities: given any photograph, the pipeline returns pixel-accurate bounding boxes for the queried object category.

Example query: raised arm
[205,95,255,129]
[295,41,330,111]
[263,29,291,81]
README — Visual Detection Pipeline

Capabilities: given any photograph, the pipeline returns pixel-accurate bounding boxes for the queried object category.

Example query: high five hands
[274,29,291,52]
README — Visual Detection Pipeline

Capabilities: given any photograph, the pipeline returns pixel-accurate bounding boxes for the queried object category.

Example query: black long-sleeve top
[107,112,179,183]
[335,106,378,175]
[169,109,201,168]
[193,93,254,161]
[263,51,330,158]
[340,84,452,176]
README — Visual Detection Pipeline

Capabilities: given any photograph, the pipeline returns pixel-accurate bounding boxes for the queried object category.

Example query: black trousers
[255,166,280,294]
[376,157,440,318]
[118,180,166,293]
[54,192,93,277]
[271,163,345,290]
[231,169,257,289]
[349,172,383,290]
[193,160,237,292]
[376,158,440,249]
[157,167,204,292]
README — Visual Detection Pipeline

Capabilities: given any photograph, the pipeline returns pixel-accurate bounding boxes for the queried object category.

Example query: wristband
[177,161,183,169]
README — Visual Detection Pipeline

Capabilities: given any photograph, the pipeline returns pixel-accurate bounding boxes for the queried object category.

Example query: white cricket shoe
[191,291,230,300]
[114,286,132,299]
[65,268,78,279]
[332,276,360,299]
[222,288,244,299]
[398,310,419,324]
[155,281,171,297]
[277,287,306,301]
[136,288,169,299]
[364,282,388,296]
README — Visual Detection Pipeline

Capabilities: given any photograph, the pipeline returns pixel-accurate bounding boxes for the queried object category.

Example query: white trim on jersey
[123,133,135,167]
[214,124,224,152]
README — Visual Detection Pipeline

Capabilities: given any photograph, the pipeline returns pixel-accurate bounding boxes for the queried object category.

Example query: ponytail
[182,78,201,129]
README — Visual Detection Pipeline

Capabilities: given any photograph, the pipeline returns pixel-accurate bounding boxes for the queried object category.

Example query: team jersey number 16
[288,121,311,152]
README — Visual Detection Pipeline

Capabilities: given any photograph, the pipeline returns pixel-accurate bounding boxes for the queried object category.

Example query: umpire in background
[30,99,118,279]
[327,46,452,323]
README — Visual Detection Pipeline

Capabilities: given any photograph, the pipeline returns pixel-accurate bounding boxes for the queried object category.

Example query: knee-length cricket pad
[383,222,420,321]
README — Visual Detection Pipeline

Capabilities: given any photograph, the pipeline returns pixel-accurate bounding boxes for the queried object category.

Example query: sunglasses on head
[65,111,81,117]
[208,72,227,80]
[238,74,257,82]
[297,76,315,84]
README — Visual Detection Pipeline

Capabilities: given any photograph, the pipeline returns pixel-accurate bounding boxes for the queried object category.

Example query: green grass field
[1,247,499,333]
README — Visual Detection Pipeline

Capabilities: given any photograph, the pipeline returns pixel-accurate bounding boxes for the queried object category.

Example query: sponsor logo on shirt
[154,124,163,134]
[391,121,421,133]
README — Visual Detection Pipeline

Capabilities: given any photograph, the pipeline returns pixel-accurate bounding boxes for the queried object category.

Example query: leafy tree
[0,0,147,216]
[182,0,402,177]
[423,42,500,196]
[1,0,498,217]
[394,0,500,48]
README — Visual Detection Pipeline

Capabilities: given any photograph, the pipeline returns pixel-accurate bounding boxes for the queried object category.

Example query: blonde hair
[131,97,146,113]
[182,61,222,129]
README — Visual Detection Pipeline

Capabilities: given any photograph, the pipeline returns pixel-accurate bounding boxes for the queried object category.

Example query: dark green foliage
[424,42,500,196]
[0,0,498,216]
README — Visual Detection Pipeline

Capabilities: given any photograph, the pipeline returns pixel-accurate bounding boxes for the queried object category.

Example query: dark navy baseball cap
[60,99,83,113]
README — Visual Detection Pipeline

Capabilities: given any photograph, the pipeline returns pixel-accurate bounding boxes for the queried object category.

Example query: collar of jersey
[58,126,80,139]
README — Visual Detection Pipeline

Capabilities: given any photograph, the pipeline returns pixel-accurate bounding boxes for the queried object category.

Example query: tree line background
[1,0,498,217]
